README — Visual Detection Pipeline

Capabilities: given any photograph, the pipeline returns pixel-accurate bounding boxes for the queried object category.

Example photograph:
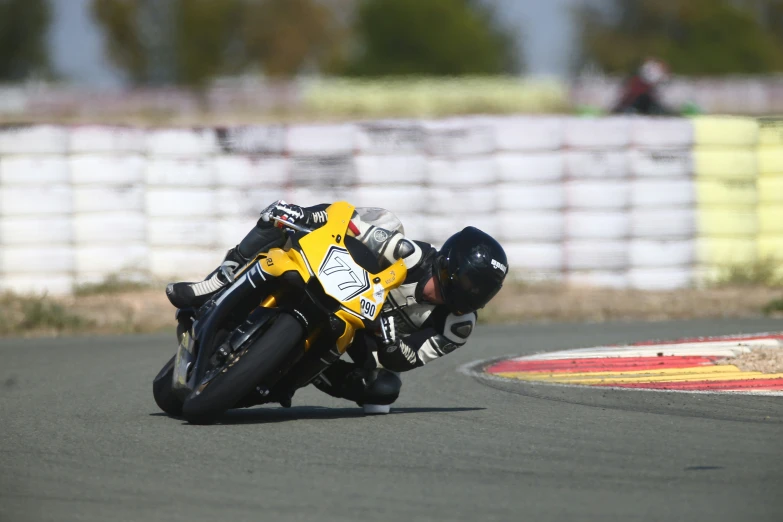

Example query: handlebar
[268,215,314,234]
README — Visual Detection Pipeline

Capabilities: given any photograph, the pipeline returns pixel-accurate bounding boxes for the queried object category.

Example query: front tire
[181,313,304,424]
[152,355,184,417]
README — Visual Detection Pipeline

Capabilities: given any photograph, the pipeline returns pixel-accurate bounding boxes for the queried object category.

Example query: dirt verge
[0,289,173,337]
[718,348,783,374]
[482,283,783,324]
[1,282,782,338]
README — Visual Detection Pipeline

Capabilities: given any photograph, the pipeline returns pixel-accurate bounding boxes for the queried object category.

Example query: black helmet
[435,226,508,315]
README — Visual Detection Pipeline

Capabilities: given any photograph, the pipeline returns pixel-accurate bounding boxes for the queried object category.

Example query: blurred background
[1,0,783,335]
[2,0,783,119]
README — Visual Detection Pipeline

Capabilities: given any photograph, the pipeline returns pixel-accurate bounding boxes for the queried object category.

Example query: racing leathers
[166,201,476,409]
[312,238,477,407]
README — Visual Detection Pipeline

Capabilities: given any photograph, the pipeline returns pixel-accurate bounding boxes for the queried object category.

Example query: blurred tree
[93,0,241,87]
[92,0,148,84]
[577,0,783,75]
[173,0,243,86]
[0,0,51,81]
[242,0,346,76]
[92,0,346,85]
[739,0,783,41]
[346,0,520,76]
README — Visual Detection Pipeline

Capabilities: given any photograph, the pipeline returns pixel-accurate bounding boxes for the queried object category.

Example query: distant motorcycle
[153,202,407,424]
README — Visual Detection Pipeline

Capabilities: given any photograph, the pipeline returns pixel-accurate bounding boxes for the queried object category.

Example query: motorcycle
[152,201,407,424]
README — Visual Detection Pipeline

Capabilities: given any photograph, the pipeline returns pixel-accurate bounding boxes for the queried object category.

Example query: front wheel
[152,355,184,417]
[181,313,304,424]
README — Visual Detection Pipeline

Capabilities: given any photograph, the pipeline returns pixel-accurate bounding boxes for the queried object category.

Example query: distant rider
[166,200,508,414]
[613,58,674,115]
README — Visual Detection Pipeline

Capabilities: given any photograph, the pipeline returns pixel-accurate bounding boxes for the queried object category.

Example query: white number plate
[360,297,377,319]
[317,246,371,302]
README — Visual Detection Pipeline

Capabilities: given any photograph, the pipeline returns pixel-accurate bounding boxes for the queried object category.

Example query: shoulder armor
[394,239,416,259]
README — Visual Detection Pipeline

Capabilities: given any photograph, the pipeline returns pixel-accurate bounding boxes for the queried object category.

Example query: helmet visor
[444,263,503,315]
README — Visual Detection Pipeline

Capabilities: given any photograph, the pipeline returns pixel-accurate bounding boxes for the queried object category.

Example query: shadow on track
[150,406,485,425]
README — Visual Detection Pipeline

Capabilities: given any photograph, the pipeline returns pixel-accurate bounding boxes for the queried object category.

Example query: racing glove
[260,200,328,228]
[379,315,396,347]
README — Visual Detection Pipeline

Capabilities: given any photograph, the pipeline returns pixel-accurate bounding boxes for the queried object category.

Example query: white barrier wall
[0,126,73,294]
[628,118,696,290]
[495,117,564,283]
[0,117,779,295]
[70,126,147,286]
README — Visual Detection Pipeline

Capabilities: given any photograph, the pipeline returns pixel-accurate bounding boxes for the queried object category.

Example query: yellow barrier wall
[302,78,569,117]
[693,116,760,269]
[757,118,783,275]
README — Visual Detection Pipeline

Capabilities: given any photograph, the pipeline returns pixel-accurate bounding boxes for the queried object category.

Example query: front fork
[172,309,195,400]
[171,263,270,399]
[171,259,356,405]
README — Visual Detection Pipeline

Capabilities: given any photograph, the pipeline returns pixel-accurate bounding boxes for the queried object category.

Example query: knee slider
[363,369,402,405]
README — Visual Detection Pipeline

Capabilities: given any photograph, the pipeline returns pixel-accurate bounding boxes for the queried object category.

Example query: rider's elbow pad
[385,235,422,269]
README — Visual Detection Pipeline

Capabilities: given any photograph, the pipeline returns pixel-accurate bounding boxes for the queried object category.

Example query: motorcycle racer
[166,200,508,414]
[612,58,674,115]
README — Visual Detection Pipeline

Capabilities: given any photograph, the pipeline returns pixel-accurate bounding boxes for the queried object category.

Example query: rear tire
[181,313,304,424]
[152,355,184,417]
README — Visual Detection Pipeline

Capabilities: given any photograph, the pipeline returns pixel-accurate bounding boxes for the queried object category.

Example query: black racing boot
[311,361,401,414]
[360,369,401,414]
[166,247,246,309]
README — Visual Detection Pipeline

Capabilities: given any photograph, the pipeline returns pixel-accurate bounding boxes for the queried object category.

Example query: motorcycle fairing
[252,202,407,353]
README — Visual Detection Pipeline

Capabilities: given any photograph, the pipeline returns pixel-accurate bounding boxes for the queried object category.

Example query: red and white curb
[464,333,783,396]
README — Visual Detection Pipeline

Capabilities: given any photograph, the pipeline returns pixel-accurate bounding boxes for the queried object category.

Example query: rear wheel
[181,313,304,424]
[152,355,184,417]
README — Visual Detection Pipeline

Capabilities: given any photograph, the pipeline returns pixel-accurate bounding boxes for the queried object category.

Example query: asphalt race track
[2,318,782,522]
